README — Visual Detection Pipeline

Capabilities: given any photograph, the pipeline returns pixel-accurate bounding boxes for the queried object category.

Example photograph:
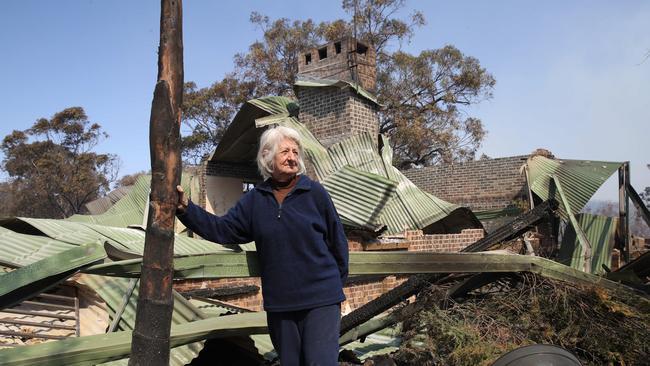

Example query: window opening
[356,42,368,55]
[334,42,341,54]
[318,47,327,60]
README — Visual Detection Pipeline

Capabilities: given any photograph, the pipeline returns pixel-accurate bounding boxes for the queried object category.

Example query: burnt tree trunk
[128,0,183,365]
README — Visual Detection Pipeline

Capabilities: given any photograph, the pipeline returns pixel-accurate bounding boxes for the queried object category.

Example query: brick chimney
[297,37,376,92]
[296,37,379,148]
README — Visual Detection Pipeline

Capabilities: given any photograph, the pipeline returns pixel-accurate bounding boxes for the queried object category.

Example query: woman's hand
[176,185,189,213]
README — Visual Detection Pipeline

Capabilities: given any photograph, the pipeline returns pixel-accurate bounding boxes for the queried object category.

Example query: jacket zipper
[277,192,293,219]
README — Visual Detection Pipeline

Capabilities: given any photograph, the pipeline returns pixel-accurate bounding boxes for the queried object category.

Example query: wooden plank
[618,163,630,262]
[36,293,75,302]
[0,330,69,340]
[1,309,76,320]
[0,318,76,330]
[21,301,76,311]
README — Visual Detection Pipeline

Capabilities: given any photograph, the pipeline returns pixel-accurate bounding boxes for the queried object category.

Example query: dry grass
[393,273,650,366]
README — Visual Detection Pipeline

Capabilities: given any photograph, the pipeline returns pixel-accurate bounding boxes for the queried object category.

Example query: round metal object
[491,344,582,366]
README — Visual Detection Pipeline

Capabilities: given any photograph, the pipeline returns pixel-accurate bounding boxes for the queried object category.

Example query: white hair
[256,125,306,180]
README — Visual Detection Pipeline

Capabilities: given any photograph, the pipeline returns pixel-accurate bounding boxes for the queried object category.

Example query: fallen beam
[83,251,633,294]
[627,183,650,230]
[463,199,558,252]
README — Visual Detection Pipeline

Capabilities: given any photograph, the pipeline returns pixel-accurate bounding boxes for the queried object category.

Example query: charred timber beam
[178,285,259,299]
[626,183,650,230]
[129,0,183,364]
[463,199,558,252]
[618,162,630,262]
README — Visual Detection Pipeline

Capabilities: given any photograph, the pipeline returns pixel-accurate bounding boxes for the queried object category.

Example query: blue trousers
[267,303,341,366]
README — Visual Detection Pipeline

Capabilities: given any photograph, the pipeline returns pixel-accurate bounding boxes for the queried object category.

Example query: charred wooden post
[618,162,630,263]
[129,0,183,365]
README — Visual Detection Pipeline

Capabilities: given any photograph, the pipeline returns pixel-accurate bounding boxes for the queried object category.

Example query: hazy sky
[1,1,648,201]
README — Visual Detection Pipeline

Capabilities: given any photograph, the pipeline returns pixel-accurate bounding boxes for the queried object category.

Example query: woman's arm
[176,186,253,244]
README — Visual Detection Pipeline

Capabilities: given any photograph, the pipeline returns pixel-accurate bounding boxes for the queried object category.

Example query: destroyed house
[1,38,649,365]
[181,38,486,311]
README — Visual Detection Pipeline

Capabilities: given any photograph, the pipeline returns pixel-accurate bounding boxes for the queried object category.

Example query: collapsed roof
[209,95,482,235]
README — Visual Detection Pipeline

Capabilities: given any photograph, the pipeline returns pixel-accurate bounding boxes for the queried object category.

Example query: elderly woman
[176,125,348,365]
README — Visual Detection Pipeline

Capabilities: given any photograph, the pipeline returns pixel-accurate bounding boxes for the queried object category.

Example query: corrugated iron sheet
[322,165,397,231]
[0,244,106,309]
[527,156,622,218]
[0,227,77,267]
[85,225,235,257]
[1,218,104,245]
[300,129,480,234]
[208,95,481,234]
[78,274,206,366]
[0,218,235,262]
[67,175,151,227]
[84,186,133,215]
[559,213,618,274]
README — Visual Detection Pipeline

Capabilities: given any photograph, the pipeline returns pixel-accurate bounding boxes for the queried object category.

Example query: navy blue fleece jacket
[177,174,349,312]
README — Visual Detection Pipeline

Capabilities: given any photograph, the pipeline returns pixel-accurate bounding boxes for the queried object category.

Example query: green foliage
[379,47,494,167]
[181,0,495,168]
[1,107,118,218]
[394,274,650,366]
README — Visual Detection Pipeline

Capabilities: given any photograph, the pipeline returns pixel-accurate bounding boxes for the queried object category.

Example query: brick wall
[297,86,379,148]
[297,37,376,92]
[402,155,530,212]
[405,229,485,252]
[173,229,484,312]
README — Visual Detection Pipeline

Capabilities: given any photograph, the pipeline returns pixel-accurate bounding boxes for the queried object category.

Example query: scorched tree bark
[129,0,184,365]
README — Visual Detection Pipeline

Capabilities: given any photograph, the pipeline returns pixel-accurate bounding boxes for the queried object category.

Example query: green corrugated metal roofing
[78,274,206,366]
[84,186,133,215]
[86,225,235,258]
[302,129,480,234]
[0,217,235,262]
[67,175,151,227]
[215,97,481,234]
[0,244,106,309]
[1,217,105,245]
[0,226,77,267]
[322,165,397,231]
[559,213,618,274]
[527,156,622,219]
[294,76,381,106]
